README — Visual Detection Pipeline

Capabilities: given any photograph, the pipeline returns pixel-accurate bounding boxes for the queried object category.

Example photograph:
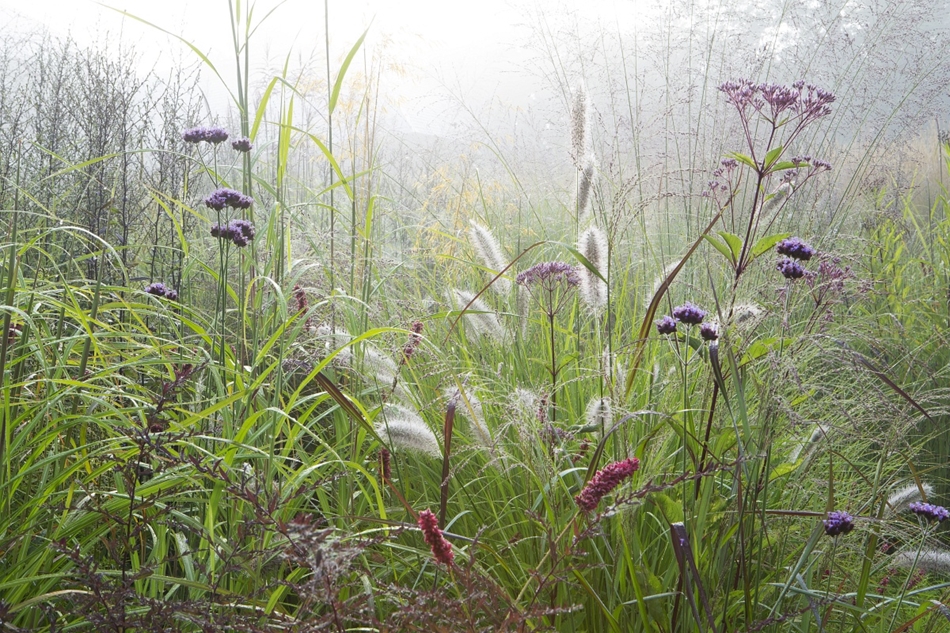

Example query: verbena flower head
[909,502,950,523]
[575,457,640,512]
[417,509,454,565]
[672,302,706,325]
[231,136,253,152]
[777,258,805,279]
[210,219,256,248]
[776,237,815,261]
[823,510,855,536]
[516,261,580,289]
[656,315,677,335]
[182,126,229,144]
[700,322,719,341]
[204,188,254,211]
[144,282,177,301]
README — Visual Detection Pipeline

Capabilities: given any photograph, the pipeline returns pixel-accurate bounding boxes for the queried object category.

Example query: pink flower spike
[575,458,640,512]
[417,509,454,566]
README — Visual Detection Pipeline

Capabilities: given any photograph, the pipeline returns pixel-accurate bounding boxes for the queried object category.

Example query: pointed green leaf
[728,152,756,170]
[764,145,784,170]
[750,232,791,262]
[718,231,742,261]
[703,234,735,267]
[329,27,370,115]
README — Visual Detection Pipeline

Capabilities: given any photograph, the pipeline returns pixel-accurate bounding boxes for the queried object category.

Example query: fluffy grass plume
[447,386,492,447]
[570,83,589,168]
[375,404,441,457]
[893,549,950,575]
[886,482,934,515]
[577,224,608,313]
[468,221,511,295]
[576,153,596,217]
[448,288,505,342]
[585,396,612,431]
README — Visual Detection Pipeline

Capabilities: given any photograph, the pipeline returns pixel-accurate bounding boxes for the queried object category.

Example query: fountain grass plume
[577,224,608,314]
[447,386,492,447]
[886,483,934,515]
[585,397,612,432]
[375,404,441,457]
[448,288,505,342]
[893,550,950,575]
[577,153,596,217]
[468,221,511,295]
[570,83,589,168]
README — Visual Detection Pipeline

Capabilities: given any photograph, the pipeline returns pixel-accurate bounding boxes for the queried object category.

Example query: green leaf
[763,145,784,170]
[704,234,736,267]
[771,161,800,172]
[329,26,370,115]
[718,231,742,261]
[728,152,756,170]
[749,233,791,262]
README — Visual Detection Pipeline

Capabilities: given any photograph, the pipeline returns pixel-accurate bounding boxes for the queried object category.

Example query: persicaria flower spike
[908,502,950,523]
[776,237,815,261]
[823,510,855,536]
[417,509,454,565]
[575,457,640,512]
[672,302,706,325]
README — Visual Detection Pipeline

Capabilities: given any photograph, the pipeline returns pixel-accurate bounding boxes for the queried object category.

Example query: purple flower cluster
[823,510,855,537]
[718,79,835,123]
[211,219,256,247]
[656,315,677,335]
[182,126,229,144]
[144,282,178,301]
[908,502,950,523]
[777,237,815,261]
[204,188,254,211]
[700,322,719,341]
[672,302,707,325]
[231,137,253,152]
[417,509,454,566]
[516,261,581,288]
[575,457,640,512]
[777,258,806,280]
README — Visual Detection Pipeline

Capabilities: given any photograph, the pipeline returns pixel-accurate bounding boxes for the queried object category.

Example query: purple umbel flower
[823,510,855,537]
[672,302,706,325]
[575,457,640,512]
[516,261,581,288]
[182,126,229,144]
[777,237,815,261]
[908,502,950,523]
[417,509,454,566]
[700,322,719,341]
[231,137,253,152]
[777,258,805,280]
[656,315,677,335]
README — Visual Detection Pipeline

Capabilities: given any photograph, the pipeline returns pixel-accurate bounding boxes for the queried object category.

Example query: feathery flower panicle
[374,404,441,457]
[316,325,353,367]
[777,257,806,279]
[886,483,933,515]
[577,225,609,314]
[448,289,505,342]
[575,458,640,512]
[417,509,454,566]
[448,387,491,447]
[732,303,764,324]
[672,302,706,325]
[656,315,677,335]
[585,397,612,430]
[468,222,511,295]
[570,84,589,167]
[402,320,424,361]
[909,502,950,523]
[823,511,855,536]
[182,126,229,144]
[231,136,253,152]
[893,549,950,575]
[777,237,815,261]
[576,154,596,216]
